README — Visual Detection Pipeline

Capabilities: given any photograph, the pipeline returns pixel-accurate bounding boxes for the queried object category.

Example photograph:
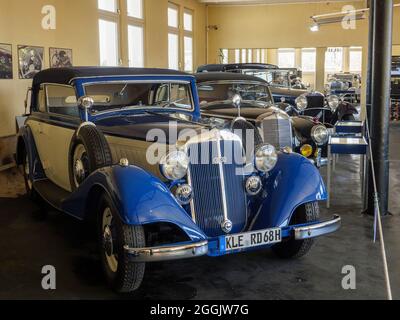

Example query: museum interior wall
[0,0,206,141]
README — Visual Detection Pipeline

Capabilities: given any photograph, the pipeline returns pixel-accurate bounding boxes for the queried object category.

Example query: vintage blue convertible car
[16,67,341,293]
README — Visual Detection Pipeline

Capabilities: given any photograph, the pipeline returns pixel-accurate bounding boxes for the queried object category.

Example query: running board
[33,179,71,210]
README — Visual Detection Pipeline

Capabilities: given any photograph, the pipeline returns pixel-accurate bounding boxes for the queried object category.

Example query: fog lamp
[175,184,193,205]
[245,176,263,196]
[300,144,313,158]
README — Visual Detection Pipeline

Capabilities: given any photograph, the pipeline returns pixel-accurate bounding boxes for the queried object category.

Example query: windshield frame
[82,79,196,116]
[197,80,274,106]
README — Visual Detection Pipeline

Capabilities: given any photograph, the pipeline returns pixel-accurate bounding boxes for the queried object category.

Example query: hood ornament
[232,94,242,118]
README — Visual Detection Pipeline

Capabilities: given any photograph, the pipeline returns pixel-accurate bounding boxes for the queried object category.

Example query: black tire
[272,202,320,259]
[69,125,112,191]
[98,193,146,293]
[342,114,355,121]
[22,148,39,201]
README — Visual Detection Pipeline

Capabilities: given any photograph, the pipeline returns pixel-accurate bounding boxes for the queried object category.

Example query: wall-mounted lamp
[310,22,320,32]
[207,25,219,31]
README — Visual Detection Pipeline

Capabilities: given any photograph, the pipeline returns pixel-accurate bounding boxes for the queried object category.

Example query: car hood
[95,113,205,143]
[270,87,308,98]
[201,102,283,120]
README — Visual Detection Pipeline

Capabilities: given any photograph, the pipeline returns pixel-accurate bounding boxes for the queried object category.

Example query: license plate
[224,228,282,251]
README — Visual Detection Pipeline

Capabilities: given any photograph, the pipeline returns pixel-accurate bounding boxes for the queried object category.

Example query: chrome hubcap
[73,144,89,188]
[102,208,118,273]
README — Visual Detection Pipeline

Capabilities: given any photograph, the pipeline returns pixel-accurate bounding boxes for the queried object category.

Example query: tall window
[247,49,253,63]
[98,0,119,66]
[183,9,194,72]
[255,49,261,63]
[220,49,228,64]
[349,47,362,73]
[168,3,180,70]
[278,48,295,68]
[325,47,344,72]
[301,48,316,72]
[127,0,144,67]
[98,0,145,67]
[235,49,240,63]
[241,49,246,63]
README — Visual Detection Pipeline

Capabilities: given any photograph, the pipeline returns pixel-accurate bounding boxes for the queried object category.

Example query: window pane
[128,25,144,67]
[168,33,179,70]
[255,49,261,63]
[221,49,228,64]
[241,49,246,63]
[184,36,193,72]
[302,48,316,72]
[184,11,193,32]
[99,19,119,66]
[261,49,265,63]
[325,47,343,72]
[168,5,179,28]
[46,85,79,117]
[247,49,252,63]
[127,0,143,19]
[278,48,295,68]
[98,0,117,12]
[235,49,240,63]
[350,48,362,72]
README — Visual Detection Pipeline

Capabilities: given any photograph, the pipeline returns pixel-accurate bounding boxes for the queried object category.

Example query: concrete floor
[1,124,400,300]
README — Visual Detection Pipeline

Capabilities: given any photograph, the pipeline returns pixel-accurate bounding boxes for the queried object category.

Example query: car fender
[61,165,207,242]
[16,125,46,181]
[250,152,327,231]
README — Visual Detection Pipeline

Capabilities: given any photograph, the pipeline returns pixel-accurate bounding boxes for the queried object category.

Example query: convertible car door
[27,84,80,192]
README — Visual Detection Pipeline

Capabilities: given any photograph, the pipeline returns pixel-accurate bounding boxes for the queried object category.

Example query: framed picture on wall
[49,47,73,68]
[0,43,13,79]
[18,45,44,79]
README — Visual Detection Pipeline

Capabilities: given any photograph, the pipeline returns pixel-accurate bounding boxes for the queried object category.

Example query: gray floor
[1,124,400,300]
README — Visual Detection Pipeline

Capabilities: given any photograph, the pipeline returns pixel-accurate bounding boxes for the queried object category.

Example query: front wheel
[98,193,146,293]
[272,202,320,259]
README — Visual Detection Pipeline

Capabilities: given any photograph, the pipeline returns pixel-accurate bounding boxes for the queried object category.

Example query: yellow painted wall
[0,0,206,138]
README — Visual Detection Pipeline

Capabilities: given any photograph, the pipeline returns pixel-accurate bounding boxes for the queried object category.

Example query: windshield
[197,81,273,106]
[242,69,290,88]
[83,81,193,113]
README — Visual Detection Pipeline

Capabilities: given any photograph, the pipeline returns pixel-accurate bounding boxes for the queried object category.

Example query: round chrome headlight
[327,95,339,110]
[295,94,308,111]
[311,125,329,146]
[255,144,278,173]
[160,151,189,181]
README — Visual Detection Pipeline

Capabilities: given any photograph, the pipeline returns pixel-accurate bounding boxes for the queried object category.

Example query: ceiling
[199,0,363,5]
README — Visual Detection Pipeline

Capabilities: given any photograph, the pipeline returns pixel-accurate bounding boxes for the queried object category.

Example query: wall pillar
[315,47,327,92]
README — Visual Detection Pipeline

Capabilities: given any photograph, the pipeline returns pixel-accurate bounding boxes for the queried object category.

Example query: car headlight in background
[255,144,278,173]
[160,151,189,181]
[300,144,313,158]
[327,95,339,110]
[295,94,308,111]
[311,125,329,146]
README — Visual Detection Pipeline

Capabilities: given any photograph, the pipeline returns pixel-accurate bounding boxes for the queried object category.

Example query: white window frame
[127,0,145,67]
[278,48,296,68]
[301,48,316,73]
[168,2,180,70]
[98,1,121,66]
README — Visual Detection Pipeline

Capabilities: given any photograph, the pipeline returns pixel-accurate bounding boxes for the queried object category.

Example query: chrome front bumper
[124,240,209,262]
[294,215,341,240]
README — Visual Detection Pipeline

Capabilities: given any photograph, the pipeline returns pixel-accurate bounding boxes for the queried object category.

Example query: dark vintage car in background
[325,72,361,103]
[16,67,340,293]
[197,63,358,125]
[195,72,330,167]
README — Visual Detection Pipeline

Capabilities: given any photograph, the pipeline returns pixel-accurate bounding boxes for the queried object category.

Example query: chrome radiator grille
[261,115,293,149]
[187,138,247,237]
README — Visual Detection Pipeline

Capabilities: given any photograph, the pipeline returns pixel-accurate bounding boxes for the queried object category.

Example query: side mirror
[78,96,94,122]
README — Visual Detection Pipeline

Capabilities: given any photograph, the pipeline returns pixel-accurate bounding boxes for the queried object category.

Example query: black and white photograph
[0,43,12,79]
[18,45,44,79]
[49,47,73,68]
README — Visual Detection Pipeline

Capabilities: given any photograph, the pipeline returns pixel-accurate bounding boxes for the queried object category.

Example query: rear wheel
[272,202,320,259]
[22,148,39,201]
[98,193,146,293]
